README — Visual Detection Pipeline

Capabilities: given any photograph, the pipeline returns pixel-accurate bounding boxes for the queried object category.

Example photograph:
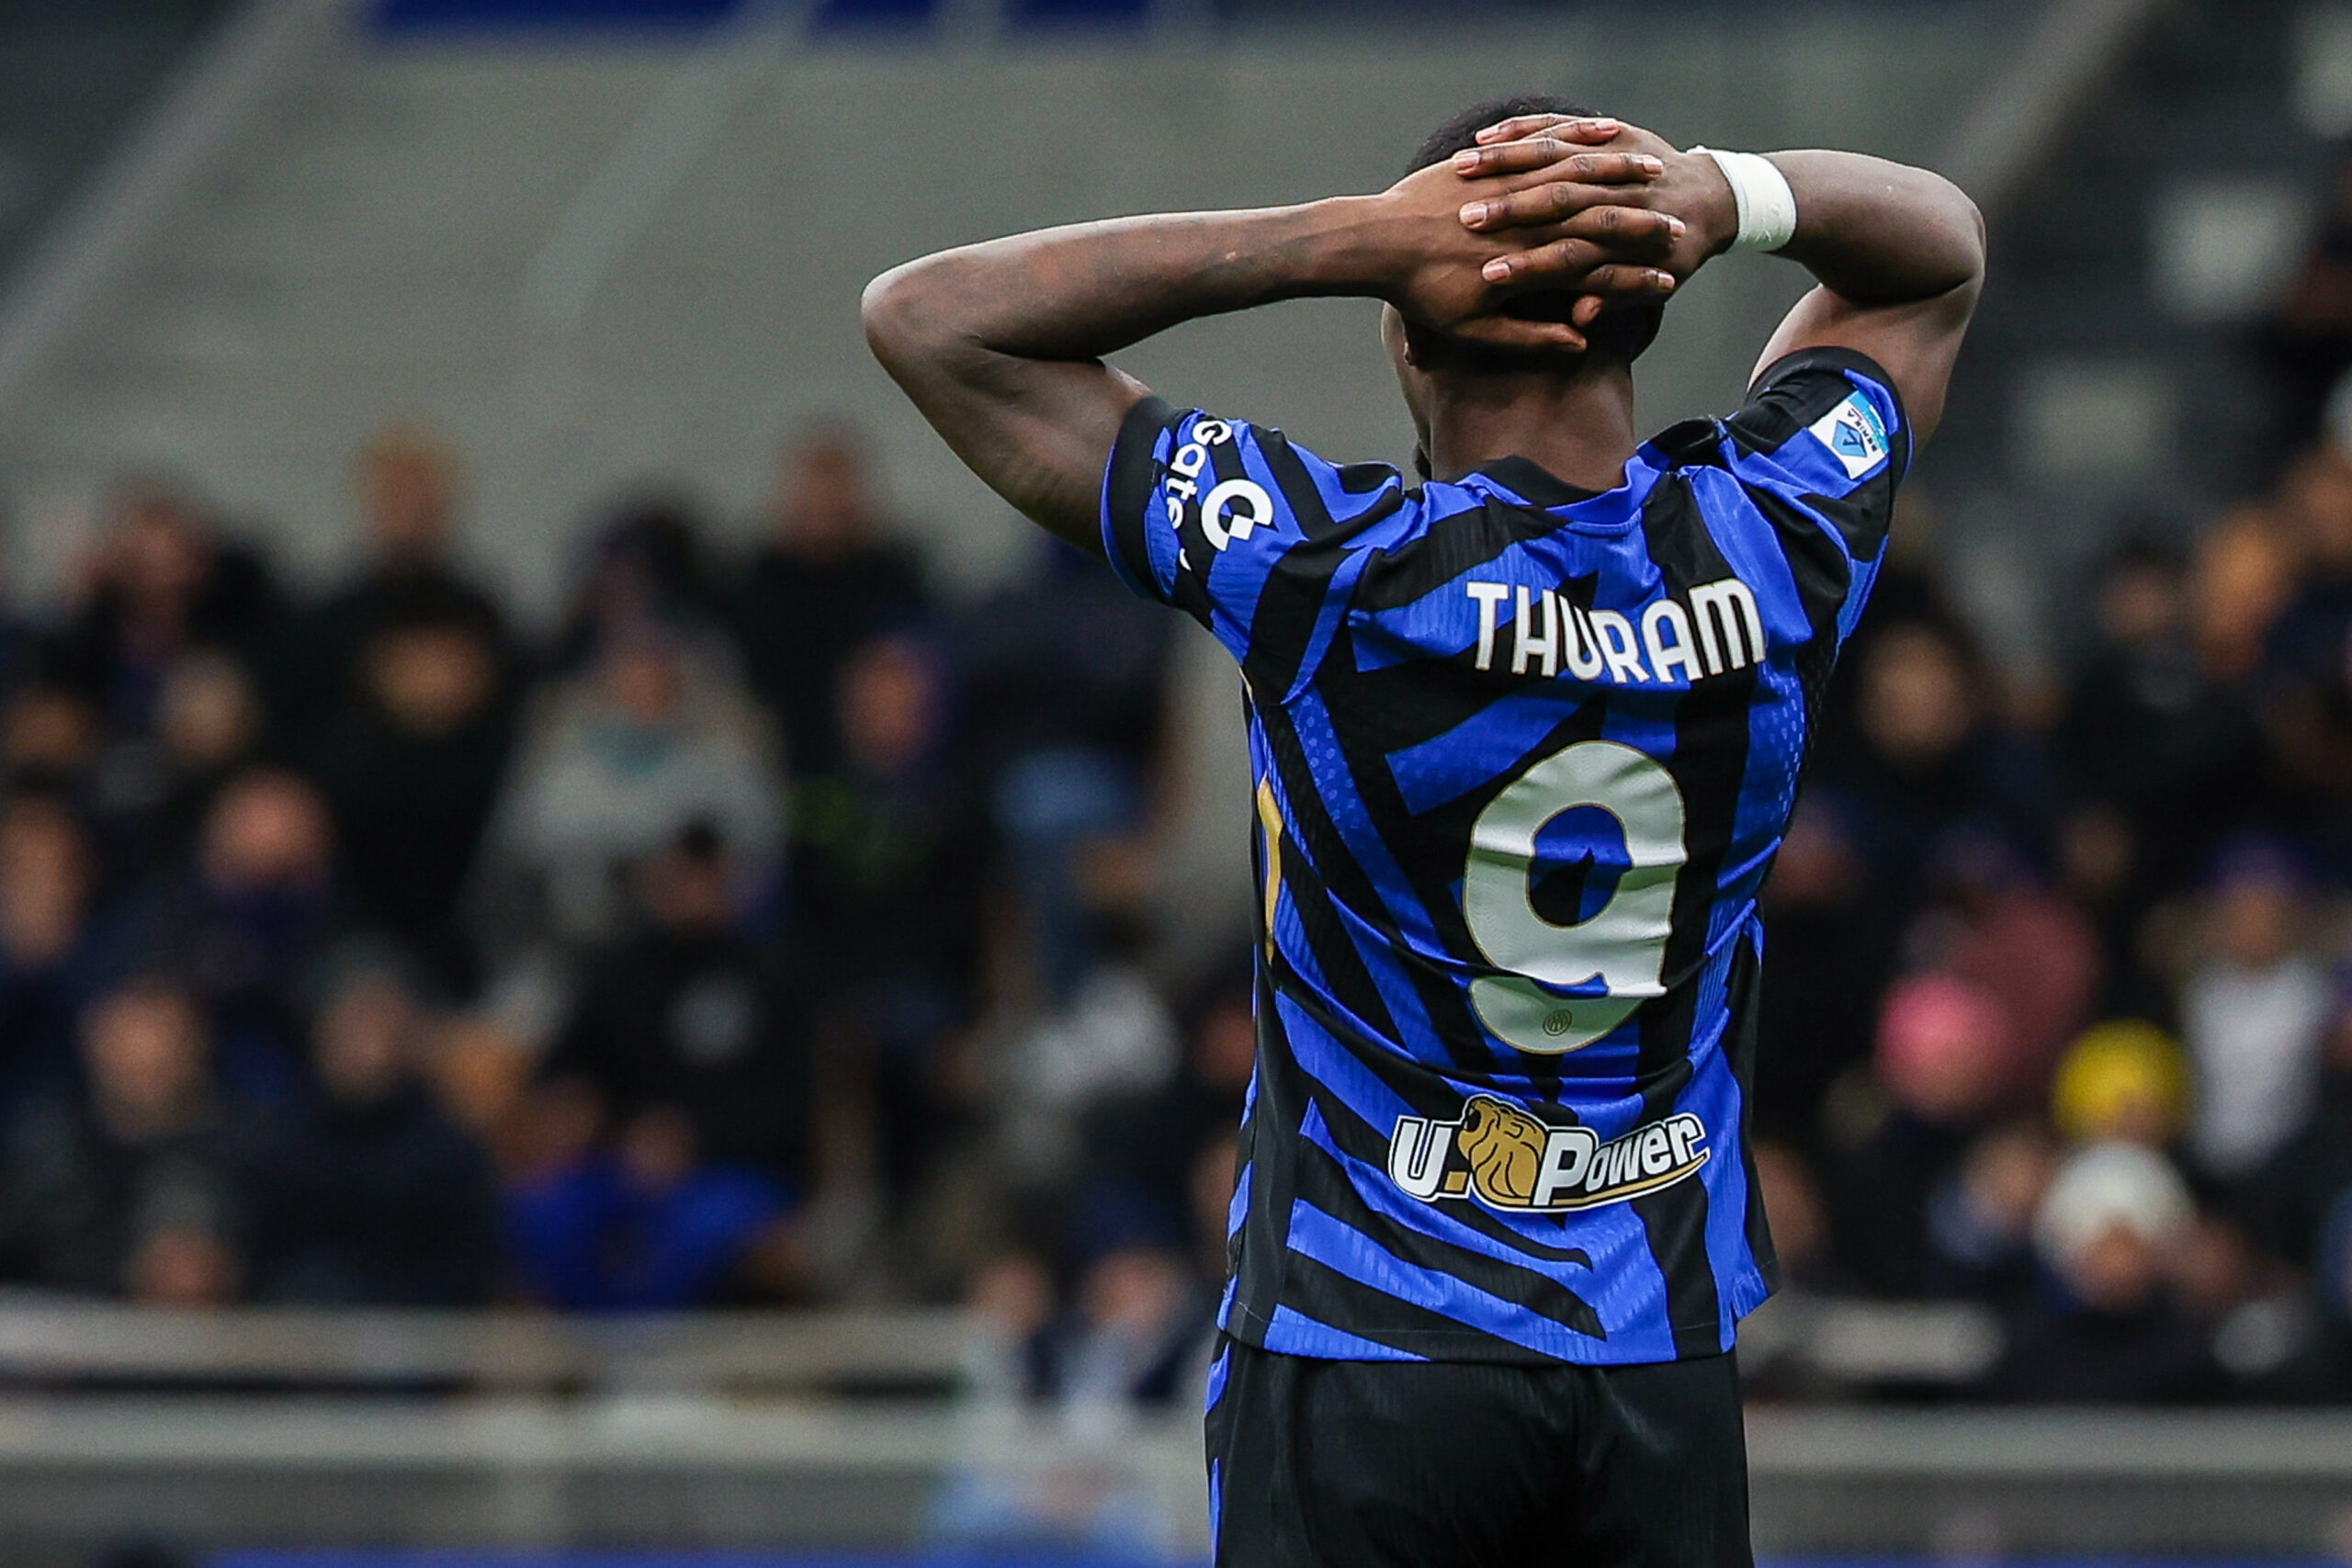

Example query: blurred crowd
[26,180,2352,1416]
[1680,158,2352,1404]
[1751,344,2352,1402]
[0,421,1230,1392]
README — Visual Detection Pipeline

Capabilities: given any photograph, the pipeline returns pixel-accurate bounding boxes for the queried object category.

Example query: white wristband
[1690,147,1796,253]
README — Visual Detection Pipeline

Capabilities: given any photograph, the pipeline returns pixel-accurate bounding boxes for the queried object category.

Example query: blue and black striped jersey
[1100,347,1907,1366]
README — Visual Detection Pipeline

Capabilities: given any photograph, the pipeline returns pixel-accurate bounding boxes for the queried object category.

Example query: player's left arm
[1453,122,1984,443]
[1728,152,1983,442]
[860,130,1682,554]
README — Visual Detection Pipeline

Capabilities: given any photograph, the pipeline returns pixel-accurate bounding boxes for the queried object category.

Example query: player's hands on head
[1375,115,1681,353]
[1453,114,1737,290]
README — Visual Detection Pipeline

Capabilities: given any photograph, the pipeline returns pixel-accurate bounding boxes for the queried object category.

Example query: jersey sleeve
[1722,346,1908,560]
[1101,395,1408,696]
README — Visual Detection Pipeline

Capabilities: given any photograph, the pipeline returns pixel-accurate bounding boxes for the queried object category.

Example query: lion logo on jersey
[1389,1099,1712,1213]
[1455,1095,1550,1207]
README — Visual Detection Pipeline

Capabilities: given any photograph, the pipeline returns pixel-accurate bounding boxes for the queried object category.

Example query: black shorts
[1204,1336,1751,1568]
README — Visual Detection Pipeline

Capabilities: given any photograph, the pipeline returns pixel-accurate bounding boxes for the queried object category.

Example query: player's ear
[1397,317,1440,371]
[1380,304,1417,369]
[1385,306,1437,462]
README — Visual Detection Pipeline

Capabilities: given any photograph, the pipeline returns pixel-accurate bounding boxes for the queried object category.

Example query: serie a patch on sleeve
[1807,389,1891,479]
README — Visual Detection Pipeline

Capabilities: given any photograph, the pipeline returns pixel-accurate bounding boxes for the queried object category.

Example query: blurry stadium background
[7,0,2352,1563]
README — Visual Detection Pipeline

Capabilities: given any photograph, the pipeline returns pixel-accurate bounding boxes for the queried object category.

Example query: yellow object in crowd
[2052,1020,2191,1147]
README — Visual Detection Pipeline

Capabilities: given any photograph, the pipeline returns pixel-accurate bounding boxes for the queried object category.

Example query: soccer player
[865,96,1982,1568]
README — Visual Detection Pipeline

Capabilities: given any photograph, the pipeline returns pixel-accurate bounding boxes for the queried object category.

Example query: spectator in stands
[1815,618,2048,945]
[307,579,516,992]
[1904,830,2101,1112]
[1924,1120,2059,1310]
[548,494,729,678]
[1798,492,1963,758]
[2052,1021,2191,1151]
[2290,1190,2352,1399]
[2189,503,2297,683]
[2178,839,2335,1193]
[0,975,244,1303]
[961,541,1174,1001]
[2055,541,2269,932]
[243,952,498,1304]
[2250,446,2352,871]
[2267,444,2352,661]
[0,794,105,1114]
[2246,1006,2352,1266]
[2174,1186,2352,1404]
[285,423,509,740]
[1824,973,2015,1296]
[937,1245,1201,1549]
[2,682,105,799]
[542,821,814,1180]
[1047,1241,1211,1413]
[792,635,989,1209]
[1984,1141,2221,1402]
[502,1098,792,1312]
[996,914,1179,1198]
[963,1249,1058,1403]
[2256,142,2352,461]
[1754,795,1890,1150]
[2168,1208,2291,1373]
[477,624,783,970]
[729,425,928,777]
[1076,962,1254,1272]
[959,1236,1209,1416]
[88,649,267,886]
[111,769,343,1100]
[51,479,287,739]
[1187,1128,1238,1288]
[1749,1140,1855,1297]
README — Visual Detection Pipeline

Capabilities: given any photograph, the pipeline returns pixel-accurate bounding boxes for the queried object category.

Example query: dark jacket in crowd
[243,1081,500,1306]
[2058,637,2269,898]
[307,698,515,992]
[282,559,511,741]
[0,1092,245,1295]
[51,542,288,735]
[957,547,1173,783]
[790,758,990,1047]
[729,541,927,776]
[110,878,343,1098]
[544,926,814,1179]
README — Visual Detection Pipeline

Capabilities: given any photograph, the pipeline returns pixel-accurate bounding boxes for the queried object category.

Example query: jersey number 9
[1463,740,1688,1054]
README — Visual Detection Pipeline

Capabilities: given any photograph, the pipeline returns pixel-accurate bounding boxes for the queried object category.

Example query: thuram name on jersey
[1388,1096,1711,1213]
[1462,575,1765,685]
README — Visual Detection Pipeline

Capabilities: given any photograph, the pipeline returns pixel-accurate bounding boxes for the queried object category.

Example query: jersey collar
[1470,455,1604,510]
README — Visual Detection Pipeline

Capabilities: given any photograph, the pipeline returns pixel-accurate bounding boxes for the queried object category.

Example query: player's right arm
[1455,122,1985,442]
[860,130,1681,554]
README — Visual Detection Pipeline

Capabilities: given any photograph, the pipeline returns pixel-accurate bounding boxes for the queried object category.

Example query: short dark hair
[1408,94,1600,179]
[1408,94,1663,365]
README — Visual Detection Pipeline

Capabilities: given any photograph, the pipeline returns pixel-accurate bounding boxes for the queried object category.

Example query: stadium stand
[9,0,2352,1562]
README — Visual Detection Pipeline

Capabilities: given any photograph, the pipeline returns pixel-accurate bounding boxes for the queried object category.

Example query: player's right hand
[1374,130,1683,352]
[1451,115,1736,289]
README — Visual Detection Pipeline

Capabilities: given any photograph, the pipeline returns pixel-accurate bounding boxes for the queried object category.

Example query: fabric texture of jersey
[1101,347,1908,1365]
